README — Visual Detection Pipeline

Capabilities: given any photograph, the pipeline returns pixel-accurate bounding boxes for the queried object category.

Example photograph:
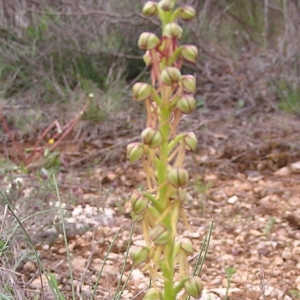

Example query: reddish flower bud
[127,142,144,163]
[181,75,196,93]
[141,127,163,148]
[161,67,181,86]
[181,45,198,63]
[158,0,174,11]
[138,32,160,50]
[142,1,158,17]
[168,167,189,187]
[179,5,196,21]
[177,94,196,114]
[164,22,183,39]
[132,82,153,101]
[184,132,197,151]
[184,276,203,298]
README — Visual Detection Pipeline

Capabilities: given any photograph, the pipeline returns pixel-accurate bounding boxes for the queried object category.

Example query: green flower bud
[143,51,152,66]
[177,94,196,114]
[130,192,149,215]
[179,238,193,255]
[181,75,196,93]
[164,22,183,39]
[168,167,189,187]
[131,246,149,266]
[132,82,153,101]
[161,67,181,86]
[127,142,144,163]
[138,32,160,50]
[179,5,196,21]
[184,276,203,298]
[181,45,198,63]
[142,1,158,17]
[158,0,174,11]
[150,224,169,245]
[141,127,163,148]
[184,132,197,151]
[143,287,162,300]
[170,188,187,201]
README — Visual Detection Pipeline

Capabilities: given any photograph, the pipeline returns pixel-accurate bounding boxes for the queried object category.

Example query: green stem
[168,46,182,66]
[157,87,177,299]
[168,133,185,154]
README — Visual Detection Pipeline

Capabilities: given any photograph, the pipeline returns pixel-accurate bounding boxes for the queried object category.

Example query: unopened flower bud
[150,224,169,245]
[179,238,193,255]
[142,1,158,17]
[143,287,162,300]
[141,127,163,148]
[177,94,196,114]
[161,67,181,86]
[170,189,187,201]
[131,246,149,266]
[184,276,203,298]
[138,32,160,50]
[179,5,196,21]
[181,45,198,63]
[143,51,152,66]
[132,82,153,101]
[130,192,149,215]
[158,0,174,11]
[184,132,197,151]
[168,167,189,187]
[164,22,183,39]
[127,142,144,163]
[181,75,196,93]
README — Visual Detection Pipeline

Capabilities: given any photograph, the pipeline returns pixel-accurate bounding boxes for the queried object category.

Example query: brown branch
[49,100,89,152]
[24,101,89,165]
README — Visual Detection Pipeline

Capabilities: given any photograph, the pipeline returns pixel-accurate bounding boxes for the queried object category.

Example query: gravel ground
[1,109,300,300]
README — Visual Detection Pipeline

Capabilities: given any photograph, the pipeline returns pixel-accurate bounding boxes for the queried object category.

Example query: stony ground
[1,107,300,300]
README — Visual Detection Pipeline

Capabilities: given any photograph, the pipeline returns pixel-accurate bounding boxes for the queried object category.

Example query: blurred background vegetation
[0,0,300,131]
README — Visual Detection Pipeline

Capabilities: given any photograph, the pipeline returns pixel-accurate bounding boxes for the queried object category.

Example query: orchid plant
[126,1,202,299]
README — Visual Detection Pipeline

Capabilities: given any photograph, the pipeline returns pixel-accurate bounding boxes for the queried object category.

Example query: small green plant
[263,216,276,236]
[47,273,66,300]
[277,81,300,114]
[289,289,300,299]
[224,267,236,300]
[195,178,214,216]
[126,1,206,299]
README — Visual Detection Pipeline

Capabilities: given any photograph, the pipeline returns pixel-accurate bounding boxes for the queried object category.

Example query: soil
[1,105,300,300]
